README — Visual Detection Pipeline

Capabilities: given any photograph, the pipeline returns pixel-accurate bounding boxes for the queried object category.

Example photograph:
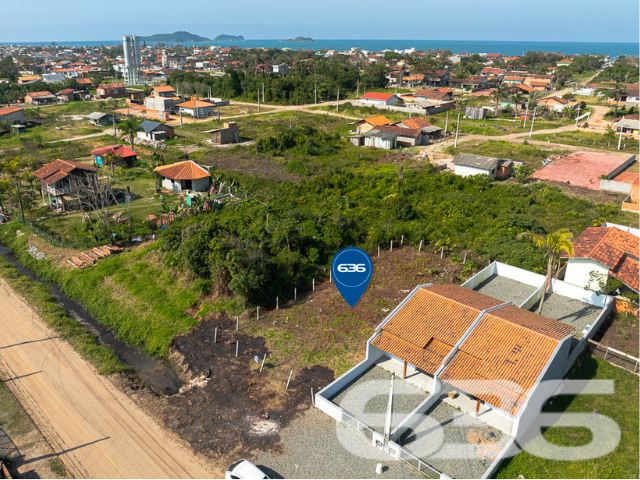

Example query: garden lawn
[496,354,639,479]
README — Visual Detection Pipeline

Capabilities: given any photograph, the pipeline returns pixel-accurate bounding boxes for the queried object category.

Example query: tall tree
[117,117,140,151]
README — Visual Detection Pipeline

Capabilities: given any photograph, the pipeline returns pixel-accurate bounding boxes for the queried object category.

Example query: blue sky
[1,0,638,43]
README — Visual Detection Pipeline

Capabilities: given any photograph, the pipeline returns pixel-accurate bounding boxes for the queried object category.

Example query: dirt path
[46,130,112,144]
[0,278,216,479]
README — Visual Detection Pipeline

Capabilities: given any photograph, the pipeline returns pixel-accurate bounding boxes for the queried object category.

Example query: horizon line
[1,38,638,45]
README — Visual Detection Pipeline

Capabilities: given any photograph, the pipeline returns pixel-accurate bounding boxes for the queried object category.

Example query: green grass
[532,130,640,152]
[0,379,34,437]
[0,246,128,374]
[445,140,569,169]
[0,222,200,357]
[497,354,639,479]
[23,167,179,248]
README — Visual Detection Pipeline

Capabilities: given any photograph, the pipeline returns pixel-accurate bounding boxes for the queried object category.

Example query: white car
[225,460,271,479]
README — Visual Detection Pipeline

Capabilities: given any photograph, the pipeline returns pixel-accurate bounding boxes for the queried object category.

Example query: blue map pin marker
[331,247,373,307]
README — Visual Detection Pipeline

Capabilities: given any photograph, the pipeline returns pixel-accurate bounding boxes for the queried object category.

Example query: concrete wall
[605,154,636,179]
[603,222,640,237]
[563,259,609,291]
[391,387,442,441]
[453,164,495,179]
[461,262,496,290]
[600,179,633,194]
[482,438,518,479]
[0,109,26,125]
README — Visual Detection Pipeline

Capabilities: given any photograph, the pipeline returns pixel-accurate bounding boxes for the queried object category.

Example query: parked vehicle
[225,460,271,480]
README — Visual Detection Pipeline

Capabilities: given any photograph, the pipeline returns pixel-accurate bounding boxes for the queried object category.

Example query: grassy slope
[0,250,127,374]
[497,355,639,479]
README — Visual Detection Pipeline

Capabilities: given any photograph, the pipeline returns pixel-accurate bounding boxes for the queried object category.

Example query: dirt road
[0,278,215,479]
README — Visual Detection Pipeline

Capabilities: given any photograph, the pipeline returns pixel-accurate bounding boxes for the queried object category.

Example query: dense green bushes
[257,125,343,156]
[161,166,625,306]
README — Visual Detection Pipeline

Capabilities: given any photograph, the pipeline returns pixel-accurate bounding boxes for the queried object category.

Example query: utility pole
[617,124,624,150]
[262,83,265,103]
[179,109,183,128]
[314,81,317,105]
[336,89,339,112]
[15,180,24,224]
[356,78,359,98]
[258,89,261,113]
[454,112,461,148]
[523,102,529,128]
[113,114,117,136]
[529,106,537,137]
[444,110,449,135]
[126,186,132,241]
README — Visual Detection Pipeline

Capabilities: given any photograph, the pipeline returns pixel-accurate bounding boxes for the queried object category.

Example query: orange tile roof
[153,85,176,93]
[613,171,639,184]
[361,115,392,126]
[371,285,503,375]
[154,161,210,180]
[569,226,639,292]
[0,106,23,116]
[176,99,215,108]
[26,91,54,98]
[33,159,98,185]
[398,116,432,130]
[372,284,574,415]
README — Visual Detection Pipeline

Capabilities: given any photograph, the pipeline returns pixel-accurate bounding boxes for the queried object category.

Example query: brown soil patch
[199,151,300,182]
[592,312,639,357]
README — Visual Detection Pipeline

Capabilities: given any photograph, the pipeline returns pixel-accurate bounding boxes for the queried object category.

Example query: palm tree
[512,93,524,116]
[492,86,509,115]
[518,228,575,314]
[22,169,36,197]
[117,117,141,152]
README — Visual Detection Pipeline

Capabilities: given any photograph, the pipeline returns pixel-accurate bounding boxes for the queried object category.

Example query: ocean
[3,39,638,58]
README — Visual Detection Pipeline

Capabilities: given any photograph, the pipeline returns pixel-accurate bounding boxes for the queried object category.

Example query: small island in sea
[285,36,314,43]
[139,31,211,42]
[215,34,245,41]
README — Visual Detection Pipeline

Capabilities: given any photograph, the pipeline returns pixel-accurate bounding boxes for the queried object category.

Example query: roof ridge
[484,308,571,341]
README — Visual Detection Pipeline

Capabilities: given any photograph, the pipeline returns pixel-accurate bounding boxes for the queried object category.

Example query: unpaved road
[0,278,216,479]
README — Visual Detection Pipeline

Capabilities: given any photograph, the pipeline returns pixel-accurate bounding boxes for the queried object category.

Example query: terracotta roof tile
[361,115,392,126]
[33,159,97,185]
[154,161,209,180]
[91,144,137,158]
[372,284,573,415]
[0,106,23,116]
[570,226,639,291]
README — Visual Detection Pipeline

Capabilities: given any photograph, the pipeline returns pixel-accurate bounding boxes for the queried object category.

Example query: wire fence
[587,339,639,375]
[14,216,155,250]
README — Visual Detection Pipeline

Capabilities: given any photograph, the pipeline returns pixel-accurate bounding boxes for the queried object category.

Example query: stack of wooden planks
[67,245,123,269]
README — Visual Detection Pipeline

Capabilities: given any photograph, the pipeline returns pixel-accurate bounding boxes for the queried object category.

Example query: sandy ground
[0,278,217,479]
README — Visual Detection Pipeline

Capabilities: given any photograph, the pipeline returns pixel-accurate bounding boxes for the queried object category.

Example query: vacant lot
[445,140,569,169]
